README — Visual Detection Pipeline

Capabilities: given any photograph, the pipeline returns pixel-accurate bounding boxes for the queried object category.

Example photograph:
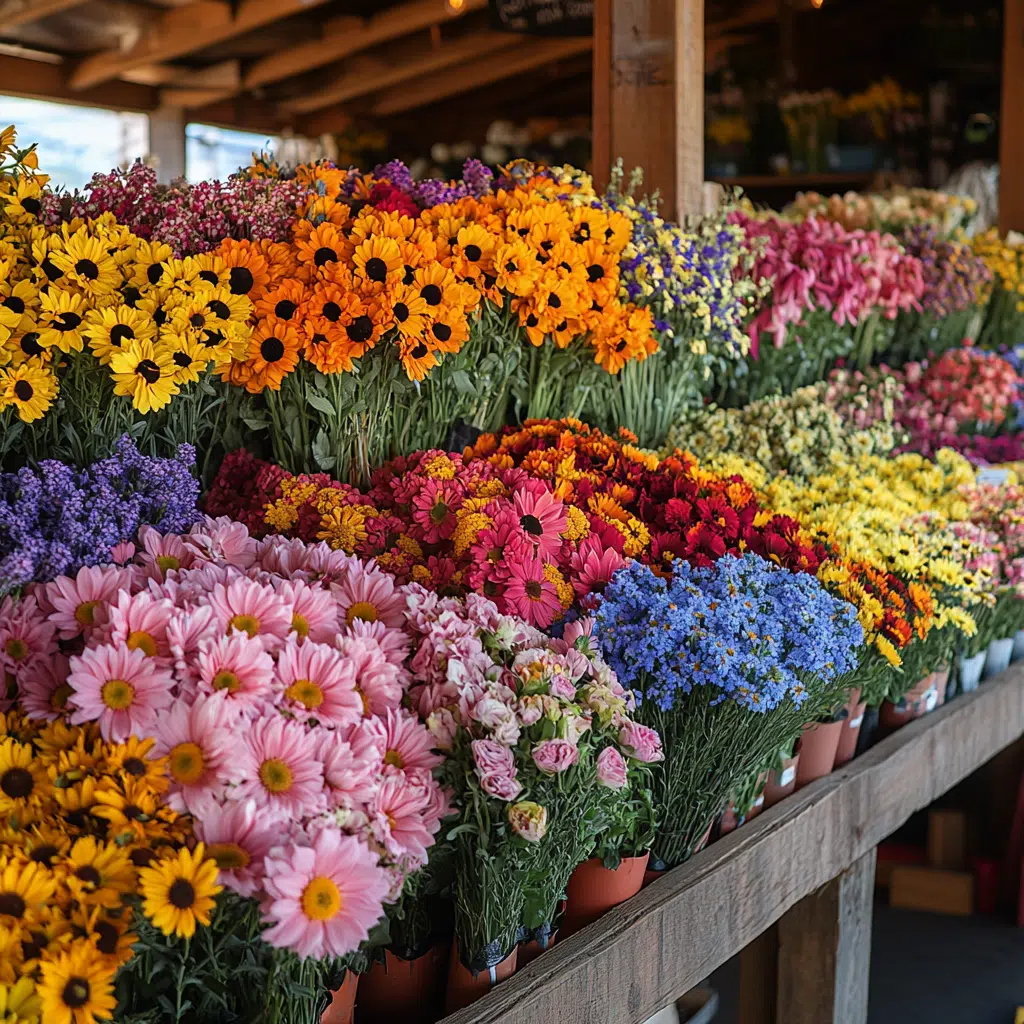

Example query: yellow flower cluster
[974,229,1024,314]
[0,126,252,425]
[0,712,220,1024]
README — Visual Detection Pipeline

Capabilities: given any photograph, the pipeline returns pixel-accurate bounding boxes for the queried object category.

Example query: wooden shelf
[442,665,1024,1024]
[711,172,876,189]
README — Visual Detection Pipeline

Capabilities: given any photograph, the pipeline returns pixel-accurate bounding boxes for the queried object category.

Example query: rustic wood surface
[440,665,1024,1024]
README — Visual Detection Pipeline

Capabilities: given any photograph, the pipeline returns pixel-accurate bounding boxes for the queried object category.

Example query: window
[185,123,279,182]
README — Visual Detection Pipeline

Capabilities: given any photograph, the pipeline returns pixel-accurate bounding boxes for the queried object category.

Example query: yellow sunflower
[0,977,41,1024]
[47,233,120,299]
[108,338,179,413]
[37,945,117,1024]
[0,737,48,815]
[127,239,175,290]
[161,335,209,386]
[138,843,221,939]
[0,280,37,337]
[0,177,44,224]
[0,361,58,423]
[83,305,155,364]
[0,857,55,925]
[64,837,135,910]
[352,235,403,291]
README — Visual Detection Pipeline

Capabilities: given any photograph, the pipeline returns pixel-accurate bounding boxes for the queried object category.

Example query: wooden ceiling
[0,0,781,138]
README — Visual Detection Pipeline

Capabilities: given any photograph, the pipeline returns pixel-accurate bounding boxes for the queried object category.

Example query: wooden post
[148,106,186,183]
[592,0,705,219]
[739,849,876,1024]
[1000,0,1024,234]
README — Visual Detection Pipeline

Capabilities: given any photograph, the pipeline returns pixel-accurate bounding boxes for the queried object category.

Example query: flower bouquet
[975,230,1024,351]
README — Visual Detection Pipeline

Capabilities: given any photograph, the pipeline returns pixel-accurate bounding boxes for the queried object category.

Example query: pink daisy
[331,564,406,630]
[382,709,442,774]
[254,536,316,578]
[301,544,363,586]
[273,580,338,644]
[503,556,562,628]
[0,596,56,677]
[234,716,326,817]
[67,643,174,742]
[206,578,293,652]
[185,516,257,568]
[135,525,197,581]
[166,606,218,691]
[275,641,362,729]
[368,772,438,865]
[103,590,174,664]
[16,652,72,721]
[514,487,567,560]
[570,537,627,596]
[346,619,410,673]
[409,478,465,544]
[335,635,404,715]
[43,565,130,640]
[152,694,234,814]
[195,633,275,716]
[109,541,136,565]
[318,726,380,810]
[261,830,389,960]
[193,799,278,898]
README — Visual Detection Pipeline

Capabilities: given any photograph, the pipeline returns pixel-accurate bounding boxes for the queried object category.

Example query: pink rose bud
[531,738,579,774]
[618,722,664,763]
[508,801,548,842]
[596,746,629,789]
[472,739,522,801]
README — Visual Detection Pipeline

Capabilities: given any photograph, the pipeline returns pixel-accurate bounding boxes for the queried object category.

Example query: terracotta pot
[719,805,740,836]
[746,787,767,820]
[321,971,358,1024]
[796,720,844,787]
[355,945,447,1024]
[880,674,935,731]
[932,665,950,707]
[642,866,665,888]
[445,941,517,1014]
[762,754,799,808]
[516,927,556,967]
[562,853,649,938]
[833,688,866,768]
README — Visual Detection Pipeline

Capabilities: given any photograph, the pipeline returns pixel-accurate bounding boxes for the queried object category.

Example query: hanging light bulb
[447,0,465,10]
[811,0,824,8]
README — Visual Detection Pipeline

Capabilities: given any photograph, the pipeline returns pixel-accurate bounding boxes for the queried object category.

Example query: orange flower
[426,304,470,355]
[241,320,300,392]
[399,335,440,382]
[255,279,308,327]
[351,235,403,292]
[216,239,271,302]
[296,223,351,282]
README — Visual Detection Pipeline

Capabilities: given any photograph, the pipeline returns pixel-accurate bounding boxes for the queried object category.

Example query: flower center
[208,842,251,871]
[0,892,26,918]
[110,324,135,345]
[168,878,196,909]
[62,978,91,1009]
[345,601,378,625]
[365,257,388,282]
[0,767,33,800]
[212,670,240,692]
[383,749,404,769]
[13,380,32,402]
[301,877,342,921]
[135,359,161,385]
[50,684,72,711]
[520,514,543,536]
[229,267,254,295]
[260,336,285,363]
[259,758,293,794]
[429,500,449,525]
[3,637,27,661]
[157,554,180,571]
[75,600,98,626]
[74,258,99,281]
[229,613,260,637]
[169,742,206,785]
[525,580,543,600]
[291,612,309,637]
[101,679,135,710]
[285,680,324,709]
[122,757,147,776]
[314,247,337,268]
[126,630,158,657]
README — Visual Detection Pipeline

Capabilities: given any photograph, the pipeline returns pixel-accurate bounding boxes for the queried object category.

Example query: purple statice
[411,177,470,208]
[899,225,992,317]
[372,159,415,193]
[0,436,201,593]
[462,158,495,199]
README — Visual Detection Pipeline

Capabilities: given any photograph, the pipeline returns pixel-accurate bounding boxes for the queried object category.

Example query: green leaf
[451,369,475,395]
[241,415,269,432]
[311,429,336,472]
[305,389,336,417]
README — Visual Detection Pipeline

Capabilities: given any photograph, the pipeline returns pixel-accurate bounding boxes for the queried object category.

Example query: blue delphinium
[595,554,864,713]
[0,435,201,593]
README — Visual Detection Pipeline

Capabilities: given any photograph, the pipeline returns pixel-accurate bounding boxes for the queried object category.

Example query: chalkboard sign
[490,0,593,36]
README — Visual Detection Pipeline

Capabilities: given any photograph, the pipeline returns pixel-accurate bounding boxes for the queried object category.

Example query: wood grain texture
[1000,0,1024,233]
[832,851,875,1024]
[440,665,1024,1024]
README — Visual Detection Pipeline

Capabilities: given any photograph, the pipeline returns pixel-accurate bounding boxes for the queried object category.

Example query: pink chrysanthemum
[109,540,136,565]
[206,578,293,652]
[17,652,72,721]
[335,635,404,716]
[67,643,174,742]
[275,641,362,729]
[103,589,174,664]
[185,516,257,568]
[318,724,380,810]
[166,606,218,690]
[193,799,278,898]
[570,537,628,596]
[136,525,197,581]
[194,632,276,715]
[346,619,410,673]
[368,772,437,865]
[513,487,567,560]
[234,716,325,817]
[153,694,234,814]
[331,564,406,630]
[261,830,389,960]
[42,565,130,640]
[273,580,338,644]
[0,596,57,677]
[382,709,442,774]
[503,556,563,628]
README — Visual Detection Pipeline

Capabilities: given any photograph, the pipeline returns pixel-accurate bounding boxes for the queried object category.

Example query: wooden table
[440,665,1024,1024]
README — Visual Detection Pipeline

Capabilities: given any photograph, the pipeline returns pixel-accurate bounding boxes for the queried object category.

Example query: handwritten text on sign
[490,0,593,36]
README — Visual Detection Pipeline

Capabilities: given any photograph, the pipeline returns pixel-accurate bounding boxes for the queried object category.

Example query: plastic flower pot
[879,674,935,731]
[561,853,650,938]
[762,754,799,808]
[796,719,844,787]
[1013,629,1024,663]
[355,945,448,1024]
[984,637,1015,680]
[833,688,866,768]
[959,650,987,692]
[445,941,517,1014]
[517,924,556,967]
[321,971,358,1024]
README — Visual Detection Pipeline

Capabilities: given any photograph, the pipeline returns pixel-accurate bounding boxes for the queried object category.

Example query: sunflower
[399,334,440,382]
[494,239,539,296]
[0,280,37,337]
[69,905,136,968]
[139,843,221,940]
[198,286,252,328]
[258,239,298,288]
[448,222,498,282]
[0,737,48,815]
[23,823,71,868]
[90,779,172,843]
[255,279,308,325]
[166,291,223,344]
[0,361,58,423]
[0,977,41,1024]
[37,290,86,353]
[37,945,117,1024]
[241,321,300,393]
[383,283,430,340]
[426,304,470,355]
[30,234,65,287]
[216,239,270,301]
[1,177,44,224]
[47,233,120,299]
[0,858,54,925]
[191,253,229,291]
[100,735,168,794]
[109,338,179,413]
[351,235,403,292]
[413,262,462,310]
[295,223,351,281]
[83,305,155,364]
[127,239,175,290]
[162,334,209,385]
[64,837,135,910]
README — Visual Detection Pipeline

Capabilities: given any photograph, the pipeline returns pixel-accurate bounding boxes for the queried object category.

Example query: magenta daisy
[331,564,406,630]
[381,708,442,774]
[260,830,389,959]
[206,578,293,652]
[67,643,174,742]
[193,800,278,898]
[0,596,57,677]
[273,579,339,644]
[513,487,568,560]
[234,716,326,817]
[103,589,174,663]
[274,641,362,729]
[409,478,463,544]
[42,564,130,640]
[503,556,563,628]
[194,632,275,715]
[153,694,234,814]
[335,634,404,716]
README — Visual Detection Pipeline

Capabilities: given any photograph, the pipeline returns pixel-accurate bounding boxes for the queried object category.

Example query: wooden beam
[68,0,333,92]
[372,36,593,116]
[1000,0,1024,233]
[243,0,488,94]
[0,52,159,110]
[284,30,524,115]
[0,0,84,30]
[438,666,1024,1024]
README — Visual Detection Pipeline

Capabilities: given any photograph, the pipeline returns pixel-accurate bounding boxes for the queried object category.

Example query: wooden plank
[68,0,334,92]
[889,866,974,916]
[0,0,85,30]
[0,52,159,111]
[738,929,777,1024]
[675,0,704,217]
[372,36,593,116]
[440,665,1024,1024]
[283,30,523,114]
[1000,0,1024,233]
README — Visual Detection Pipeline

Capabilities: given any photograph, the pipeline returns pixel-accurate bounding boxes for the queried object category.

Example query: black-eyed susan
[295,222,350,281]
[399,334,440,382]
[351,235,403,292]
[166,290,224,344]
[162,334,209,385]
[138,843,221,940]
[0,738,47,817]
[0,361,58,423]
[47,233,119,299]
[493,239,538,297]
[449,222,497,282]
[0,977,41,1024]
[99,735,168,794]
[30,234,64,287]
[127,239,175,290]
[23,823,71,868]
[255,279,308,325]
[384,283,430,340]
[83,305,155,364]
[109,338,179,413]
[199,286,252,328]
[413,262,461,310]
[241,321,300,393]
[0,857,54,925]
[217,239,270,301]
[37,944,117,1024]
[69,905,136,968]
[0,280,37,336]
[427,304,470,355]
[0,177,44,224]
[37,290,86,353]
[5,331,48,368]
[64,837,135,910]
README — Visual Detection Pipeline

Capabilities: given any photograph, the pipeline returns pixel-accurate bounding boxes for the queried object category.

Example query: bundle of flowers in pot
[1,520,451,1023]
[402,588,661,1010]
[595,554,863,871]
